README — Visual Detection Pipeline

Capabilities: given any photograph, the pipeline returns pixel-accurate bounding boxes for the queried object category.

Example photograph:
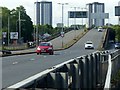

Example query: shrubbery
[111,25,120,42]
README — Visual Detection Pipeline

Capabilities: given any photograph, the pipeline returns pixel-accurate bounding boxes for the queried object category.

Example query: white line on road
[12,62,18,65]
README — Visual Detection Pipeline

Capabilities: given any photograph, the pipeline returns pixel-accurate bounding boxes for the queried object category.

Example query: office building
[35,1,52,26]
[35,2,40,25]
[86,2,109,28]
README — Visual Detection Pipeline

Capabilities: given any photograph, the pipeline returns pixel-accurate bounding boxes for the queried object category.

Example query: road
[2,29,104,88]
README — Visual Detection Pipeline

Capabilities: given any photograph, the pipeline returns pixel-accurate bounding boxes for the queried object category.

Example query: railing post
[99,52,104,87]
[67,63,80,89]
[89,53,96,88]
[49,72,68,89]
[76,57,84,89]
[87,54,92,88]
[100,51,109,87]
[95,52,101,87]
[78,55,89,88]
[92,53,98,88]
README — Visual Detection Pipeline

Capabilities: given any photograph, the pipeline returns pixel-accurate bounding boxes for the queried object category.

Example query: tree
[2,7,10,30]
[111,25,120,42]
[14,6,34,42]
[2,6,34,43]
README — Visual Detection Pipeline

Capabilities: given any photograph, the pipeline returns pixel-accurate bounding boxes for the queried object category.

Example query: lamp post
[7,11,13,45]
[8,15,10,45]
[81,7,87,29]
[58,3,68,48]
[18,11,25,43]
[71,7,80,38]
[18,11,21,42]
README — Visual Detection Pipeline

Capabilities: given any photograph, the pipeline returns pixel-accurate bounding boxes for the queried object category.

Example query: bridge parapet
[6,50,120,90]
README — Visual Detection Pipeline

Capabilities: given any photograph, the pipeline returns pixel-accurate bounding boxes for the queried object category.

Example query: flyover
[2,29,105,89]
[1,29,86,56]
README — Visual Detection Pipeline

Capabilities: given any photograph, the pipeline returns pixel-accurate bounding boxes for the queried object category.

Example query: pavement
[1,29,86,57]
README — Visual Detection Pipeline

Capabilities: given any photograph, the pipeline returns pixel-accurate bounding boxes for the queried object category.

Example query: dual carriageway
[2,28,119,89]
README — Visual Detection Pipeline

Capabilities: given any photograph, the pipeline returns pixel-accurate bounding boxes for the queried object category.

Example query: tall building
[35,1,52,26]
[35,2,40,25]
[86,2,109,28]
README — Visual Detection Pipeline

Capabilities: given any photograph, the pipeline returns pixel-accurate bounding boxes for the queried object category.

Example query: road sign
[68,11,87,18]
[61,32,64,37]
[10,32,18,39]
[2,32,7,38]
[115,6,120,16]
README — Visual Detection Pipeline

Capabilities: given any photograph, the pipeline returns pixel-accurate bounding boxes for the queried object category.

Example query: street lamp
[8,15,10,45]
[58,3,68,48]
[7,12,13,45]
[19,11,21,42]
[81,7,87,29]
[71,7,80,38]
[18,11,25,43]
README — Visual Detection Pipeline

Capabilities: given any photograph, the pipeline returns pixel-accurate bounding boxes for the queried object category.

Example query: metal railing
[3,50,120,90]
[104,50,120,89]
[5,50,120,90]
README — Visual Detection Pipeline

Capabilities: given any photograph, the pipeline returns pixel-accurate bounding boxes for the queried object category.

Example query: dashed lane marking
[12,62,18,65]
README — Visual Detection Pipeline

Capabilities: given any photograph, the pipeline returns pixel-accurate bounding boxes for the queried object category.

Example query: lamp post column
[8,15,10,45]
[19,11,21,42]
[58,3,68,48]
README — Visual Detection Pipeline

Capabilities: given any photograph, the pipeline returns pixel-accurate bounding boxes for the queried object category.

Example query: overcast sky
[1,0,120,27]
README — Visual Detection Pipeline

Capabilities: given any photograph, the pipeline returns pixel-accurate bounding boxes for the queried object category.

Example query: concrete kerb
[63,30,88,49]
[1,30,89,57]
[97,29,108,51]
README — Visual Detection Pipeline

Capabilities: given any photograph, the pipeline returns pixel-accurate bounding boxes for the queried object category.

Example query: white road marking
[12,62,18,65]
[30,59,35,61]
[43,56,47,58]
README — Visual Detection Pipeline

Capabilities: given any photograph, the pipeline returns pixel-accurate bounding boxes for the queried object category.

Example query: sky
[1,0,120,27]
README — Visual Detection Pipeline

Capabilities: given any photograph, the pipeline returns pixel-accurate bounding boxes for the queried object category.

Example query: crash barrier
[6,50,120,89]
[104,50,120,89]
[41,28,73,42]
[102,28,109,49]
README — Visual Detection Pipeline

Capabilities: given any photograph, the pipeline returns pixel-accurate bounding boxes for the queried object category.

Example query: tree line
[2,6,34,43]
[1,6,61,44]
[111,25,120,42]
[103,25,120,43]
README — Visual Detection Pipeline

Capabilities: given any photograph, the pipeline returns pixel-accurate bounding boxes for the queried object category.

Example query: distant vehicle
[85,41,94,49]
[114,43,120,49]
[98,27,103,32]
[27,41,35,48]
[41,33,51,40]
[36,42,54,55]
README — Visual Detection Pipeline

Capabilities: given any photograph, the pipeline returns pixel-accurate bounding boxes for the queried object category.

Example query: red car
[36,42,54,55]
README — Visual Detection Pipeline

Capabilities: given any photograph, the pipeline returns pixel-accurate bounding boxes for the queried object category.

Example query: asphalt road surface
[2,29,104,88]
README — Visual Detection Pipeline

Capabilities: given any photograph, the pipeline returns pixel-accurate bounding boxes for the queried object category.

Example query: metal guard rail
[5,50,120,89]
[104,50,120,89]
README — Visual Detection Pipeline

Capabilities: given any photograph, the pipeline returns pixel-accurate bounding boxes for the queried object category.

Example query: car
[36,42,54,55]
[114,43,120,49]
[85,41,94,49]
[98,27,103,32]
[41,33,51,41]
